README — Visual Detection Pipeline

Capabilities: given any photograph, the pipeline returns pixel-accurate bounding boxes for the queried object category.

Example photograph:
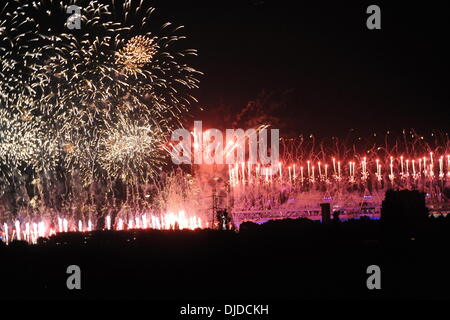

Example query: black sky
[147,0,448,136]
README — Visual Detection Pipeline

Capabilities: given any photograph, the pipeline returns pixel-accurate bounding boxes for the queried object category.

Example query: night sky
[150,0,449,136]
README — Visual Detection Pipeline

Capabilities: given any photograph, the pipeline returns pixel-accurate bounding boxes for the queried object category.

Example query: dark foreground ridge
[1,190,450,300]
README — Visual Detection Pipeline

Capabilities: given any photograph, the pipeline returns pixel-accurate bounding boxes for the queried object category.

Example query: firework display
[0,1,40,108]
[0,0,201,242]
[2,125,449,243]
[116,35,158,75]
[228,132,450,224]
[0,1,449,245]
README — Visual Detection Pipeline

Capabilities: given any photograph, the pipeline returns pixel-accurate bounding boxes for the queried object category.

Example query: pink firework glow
[2,211,204,245]
[1,131,449,243]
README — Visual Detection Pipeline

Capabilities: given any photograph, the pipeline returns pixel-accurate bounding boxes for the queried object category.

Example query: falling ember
[307,161,311,178]
[63,219,68,233]
[25,223,30,242]
[400,156,404,175]
[39,222,45,238]
[106,216,111,230]
[278,162,282,180]
[3,224,9,244]
[337,161,341,179]
[389,157,394,181]
[142,214,148,229]
[447,155,450,177]
[58,218,63,233]
[15,221,21,241]
[33,223,39,243]
[439,156,444,178]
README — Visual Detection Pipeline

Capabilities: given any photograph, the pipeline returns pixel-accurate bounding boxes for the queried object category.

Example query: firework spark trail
[98,116,166,183]
[33,0,200,183]
[1,0,200,179]
[1,132,449,243]
[32,0,200,123]
[1,1,200,181]
[226,132,449,224]
[228,151,450,187]
[0,0,202,240]
[0,211,204,244]
[0,110,41,169]
[0,108,59,191]
[0,1,42,109]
